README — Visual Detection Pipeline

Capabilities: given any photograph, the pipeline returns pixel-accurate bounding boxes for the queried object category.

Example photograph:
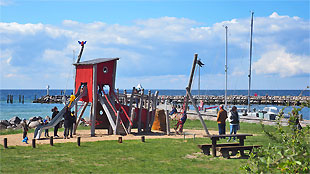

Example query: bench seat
[217,145,262,158]
[197,143,239,155]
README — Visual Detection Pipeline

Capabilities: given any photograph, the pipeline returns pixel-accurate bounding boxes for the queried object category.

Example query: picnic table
[201,134,257,157]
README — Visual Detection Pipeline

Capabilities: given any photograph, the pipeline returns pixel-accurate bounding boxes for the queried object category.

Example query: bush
[242,106,310,173]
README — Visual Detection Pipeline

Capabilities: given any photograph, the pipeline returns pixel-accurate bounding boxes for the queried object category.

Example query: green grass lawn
[1,137,268,174]
[0,119,280,173]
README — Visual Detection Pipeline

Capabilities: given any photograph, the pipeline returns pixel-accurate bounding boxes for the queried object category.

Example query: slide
[34,85,88,139]
[98,94,117,131]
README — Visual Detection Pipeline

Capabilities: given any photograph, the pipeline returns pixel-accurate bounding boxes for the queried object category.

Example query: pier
[29,93,309,106]
[157,95,310,106]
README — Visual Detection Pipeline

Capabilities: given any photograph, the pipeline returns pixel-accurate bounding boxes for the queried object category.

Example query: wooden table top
[203,134,253,138]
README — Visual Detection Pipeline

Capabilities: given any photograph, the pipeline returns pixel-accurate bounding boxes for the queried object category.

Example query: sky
[0,0,309,90]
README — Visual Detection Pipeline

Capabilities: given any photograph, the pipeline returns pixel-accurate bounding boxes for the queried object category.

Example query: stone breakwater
[33,95,69,104]
[0,116,45,130]
[158,95,310,106]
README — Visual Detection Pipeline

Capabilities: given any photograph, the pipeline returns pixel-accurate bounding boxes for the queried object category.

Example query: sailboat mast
[198,59,201,100]
[248,12,254,112]
[225,26,228,109]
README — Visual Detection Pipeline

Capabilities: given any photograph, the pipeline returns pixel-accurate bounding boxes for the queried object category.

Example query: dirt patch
[0,129,218,147]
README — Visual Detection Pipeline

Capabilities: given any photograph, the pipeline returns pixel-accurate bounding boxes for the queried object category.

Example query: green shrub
[242,107,310,173]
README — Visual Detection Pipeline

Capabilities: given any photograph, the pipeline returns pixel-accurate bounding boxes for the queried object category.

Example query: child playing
[21,119,29,144]
[43,116,50,137]
[174,112,187,134]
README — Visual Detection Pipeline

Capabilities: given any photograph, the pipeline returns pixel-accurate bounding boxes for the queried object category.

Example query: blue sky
[0,0,309,90]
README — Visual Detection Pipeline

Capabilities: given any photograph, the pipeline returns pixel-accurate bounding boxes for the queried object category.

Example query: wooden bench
[197,143,239,155]
[217,145,262,158]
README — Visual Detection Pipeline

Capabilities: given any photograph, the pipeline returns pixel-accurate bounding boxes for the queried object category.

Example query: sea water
[0,89,309,120]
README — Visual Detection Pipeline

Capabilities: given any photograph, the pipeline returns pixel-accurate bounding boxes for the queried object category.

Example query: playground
[0,119,281,174]
[1,41,309,173]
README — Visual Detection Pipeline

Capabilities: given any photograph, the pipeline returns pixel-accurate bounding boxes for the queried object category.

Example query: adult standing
[69,111,76,138]
[228,106,240,142]
[52,106,60,137]
[63,106,71,139]
[216,105,227,135]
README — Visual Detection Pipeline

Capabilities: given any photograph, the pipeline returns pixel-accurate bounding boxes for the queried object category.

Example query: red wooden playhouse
[73,58,159,136]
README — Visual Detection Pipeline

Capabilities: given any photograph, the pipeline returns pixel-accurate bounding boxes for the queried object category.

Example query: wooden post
[73,102,89,135]
[4,138,8,149]
[127,87,135,133]
[50,136,53,146]
[146,90,151,132]
[212,138,217,157]
[141,136,145,142]
[22,95,24,104]
[10,95,13,104]
[77,137,81,146]
[114,111,120,135]
[32,139,36,148]
[149,91,159,130]
[165,110,170,135]
[19,95,21,103]
[128,108,135,134]
[184,53,198,113]
[186,87,210,135]
[138,89,144,133]
[118,137,122,143]
[91,64,97,137]
[7,95,9,103]
[116,88,120,100]
[124,89,128,105]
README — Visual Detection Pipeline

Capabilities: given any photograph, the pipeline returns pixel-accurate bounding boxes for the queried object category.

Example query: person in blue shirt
[169,106,177,116]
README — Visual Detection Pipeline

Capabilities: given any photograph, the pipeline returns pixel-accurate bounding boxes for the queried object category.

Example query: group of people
[169,104,240,140]
[21,106,77,143]
[52,106,76,139]
[217,105,240,141]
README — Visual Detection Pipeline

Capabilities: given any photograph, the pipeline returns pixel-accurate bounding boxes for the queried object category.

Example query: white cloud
[253,46,310,77]
[269,12,290,19]
[0,12,309,89]
[0,22,44,35]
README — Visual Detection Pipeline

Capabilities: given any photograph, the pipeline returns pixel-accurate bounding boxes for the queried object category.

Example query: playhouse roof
[73,58,119,66]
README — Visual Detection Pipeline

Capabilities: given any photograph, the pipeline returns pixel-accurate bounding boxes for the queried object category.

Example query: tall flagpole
[248,12,254,112]
[224,26,228,109]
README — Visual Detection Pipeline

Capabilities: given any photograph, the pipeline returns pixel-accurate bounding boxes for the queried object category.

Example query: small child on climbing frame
[174,112,187,135]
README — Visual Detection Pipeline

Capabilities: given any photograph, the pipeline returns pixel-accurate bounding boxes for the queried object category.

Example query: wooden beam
[91,64,97,137]
[149,91,159,131]
[128,108,135,134]
[127,87,135,133]
[124,89,128,105]
[114,111,120,135]
[165,109,170,135]
[73,101,89,135]
[186,87,210,135]
[184,53,198,113]
[138,89,144,133]
[146,90,151,132]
